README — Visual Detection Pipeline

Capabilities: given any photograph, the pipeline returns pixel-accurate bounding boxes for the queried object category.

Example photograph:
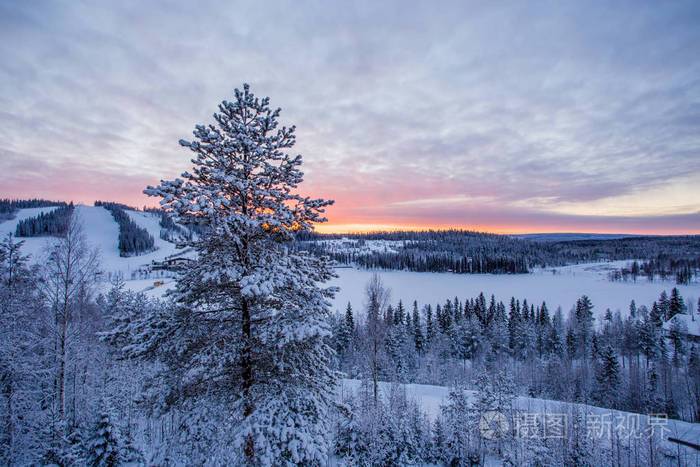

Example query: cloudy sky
[1,0,699,233]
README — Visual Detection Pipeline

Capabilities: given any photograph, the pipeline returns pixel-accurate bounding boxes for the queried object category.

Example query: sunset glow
[1,1,699,235]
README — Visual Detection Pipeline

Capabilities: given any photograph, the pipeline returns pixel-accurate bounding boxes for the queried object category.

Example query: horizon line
[3,198,699,237]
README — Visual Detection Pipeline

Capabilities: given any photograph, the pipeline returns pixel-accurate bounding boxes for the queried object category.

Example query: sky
[1,1,699,234]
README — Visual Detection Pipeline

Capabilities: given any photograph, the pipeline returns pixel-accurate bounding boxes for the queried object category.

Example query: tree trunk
[241,298,255,460]
[372,336,379,405]
[2,376,13,463]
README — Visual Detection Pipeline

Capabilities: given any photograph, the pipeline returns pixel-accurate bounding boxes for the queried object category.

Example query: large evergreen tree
[108,84,337,464]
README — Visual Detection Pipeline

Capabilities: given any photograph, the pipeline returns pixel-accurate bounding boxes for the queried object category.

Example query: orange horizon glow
[2,190,699,237]
[314,222,700,236]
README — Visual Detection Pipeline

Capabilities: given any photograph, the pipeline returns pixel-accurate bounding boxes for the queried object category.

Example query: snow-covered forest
[94,202,156,257]
[1,85,699,466]
[297,232,700,283]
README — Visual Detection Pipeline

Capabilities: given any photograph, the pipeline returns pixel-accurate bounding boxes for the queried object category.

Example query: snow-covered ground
[78,206,182,276]
[310,238,407,255]
[339,379,700,456]
[0,206,60,260]
[131,259,700,319]
[664,313,700,338]
[3,209,697,322]
[0,205,182,276]
[329,265,699,320]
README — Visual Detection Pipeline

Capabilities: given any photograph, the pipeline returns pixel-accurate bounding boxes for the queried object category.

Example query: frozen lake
[125,262,699,321]
[329,264,699,319]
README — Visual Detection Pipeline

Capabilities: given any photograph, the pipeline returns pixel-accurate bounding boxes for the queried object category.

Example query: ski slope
[0,206,60,260]
[76,205,185,276]
[0,205,183,277]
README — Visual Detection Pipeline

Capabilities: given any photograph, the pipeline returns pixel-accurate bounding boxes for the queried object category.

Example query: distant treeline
[158,211,197,242]
[609,257,700,285]
[15,203,74,237]
[297,230,537,273]
[545,235,700,263]
[0,198,67,221]
[297,230,700,275]
[95,201,155,256]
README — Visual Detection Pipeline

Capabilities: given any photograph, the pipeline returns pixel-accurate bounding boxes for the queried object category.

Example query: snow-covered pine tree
[113,84,337,465]
[412,301,424,354]
[669,318,688,367]
[490,302,509,356]
[440,384,478,465]
[334,302,355,360]
[430,417,446,464]
[85,404,124,467]
[384,304,395,328]
[575,295,595,358]
[658,290,670,320]
[473,365,515,457]
[508,297,520,353]
[335,313,351,357]
[567,410,593,467]
[393,300,405,326]
[669,287,685,319]
[385,324,407,382]
[593,345,621,408]
[345,302,355,339]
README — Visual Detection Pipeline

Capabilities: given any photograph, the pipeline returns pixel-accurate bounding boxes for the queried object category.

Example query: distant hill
[0,204,189,279]
[512,232,644,242]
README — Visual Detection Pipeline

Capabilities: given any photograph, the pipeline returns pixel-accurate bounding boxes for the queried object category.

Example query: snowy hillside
[339,379,700,459]
[0,205,184,278]
[0,206,60,260]
[81,205,190,276]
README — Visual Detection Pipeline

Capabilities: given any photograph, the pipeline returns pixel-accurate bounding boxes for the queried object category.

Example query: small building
[152,256,193,271]
[663,313,700,344]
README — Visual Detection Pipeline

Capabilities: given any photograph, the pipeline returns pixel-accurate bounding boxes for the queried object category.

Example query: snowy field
[309,237,407,255]
[130,263,700,320]
[329,266,699,320]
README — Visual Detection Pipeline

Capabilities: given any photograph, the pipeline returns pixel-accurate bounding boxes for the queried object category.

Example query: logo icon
[479,411,509,440]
